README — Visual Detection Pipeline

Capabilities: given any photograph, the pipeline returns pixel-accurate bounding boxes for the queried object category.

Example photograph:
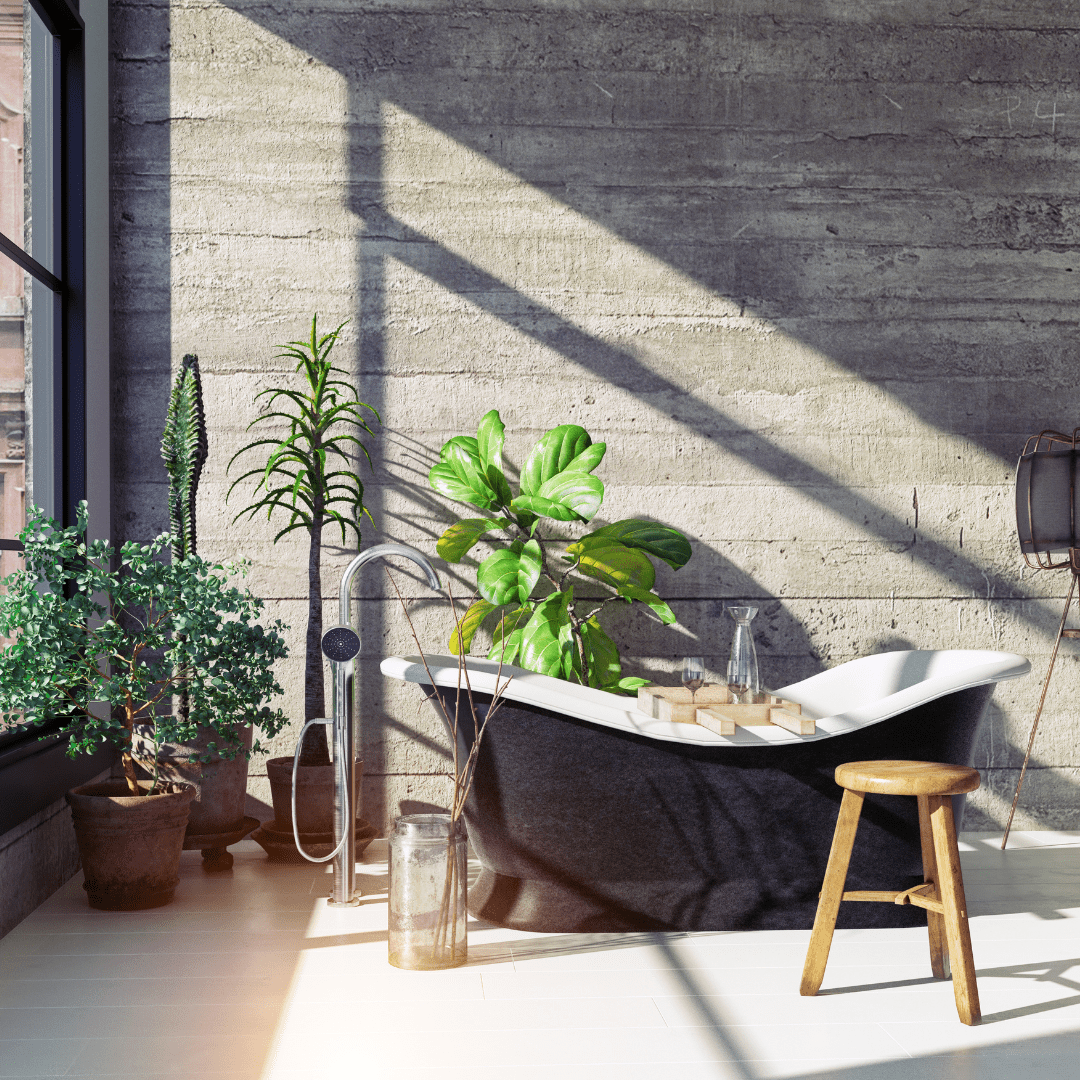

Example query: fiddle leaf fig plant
[429,411,692,692]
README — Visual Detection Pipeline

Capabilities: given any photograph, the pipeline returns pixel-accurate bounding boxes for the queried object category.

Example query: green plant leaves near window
[0,503,289,796]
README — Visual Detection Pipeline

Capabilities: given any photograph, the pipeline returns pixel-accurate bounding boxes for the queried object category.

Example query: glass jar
[388,813,467,970]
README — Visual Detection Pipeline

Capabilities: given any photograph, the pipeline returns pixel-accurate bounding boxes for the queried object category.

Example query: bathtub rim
[380,649,1029,749]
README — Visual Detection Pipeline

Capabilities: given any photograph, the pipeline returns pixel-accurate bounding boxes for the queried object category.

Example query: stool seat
[835,760,980,797]
[801,759,982,1025]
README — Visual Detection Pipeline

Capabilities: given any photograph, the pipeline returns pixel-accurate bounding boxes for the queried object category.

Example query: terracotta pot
[266,756,335,833]
[136,724,253,838]
[66,781,196,910]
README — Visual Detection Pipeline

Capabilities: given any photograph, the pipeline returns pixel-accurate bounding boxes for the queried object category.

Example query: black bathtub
[382,650,1028,933]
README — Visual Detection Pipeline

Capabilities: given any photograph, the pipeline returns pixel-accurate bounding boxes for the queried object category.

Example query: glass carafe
[726,605,760,704]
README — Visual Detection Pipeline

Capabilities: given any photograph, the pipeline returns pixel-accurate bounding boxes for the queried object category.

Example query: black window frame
[0,0,110,836]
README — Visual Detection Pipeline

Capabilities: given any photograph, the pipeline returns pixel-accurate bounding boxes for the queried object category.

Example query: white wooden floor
[2,832,1080,1078]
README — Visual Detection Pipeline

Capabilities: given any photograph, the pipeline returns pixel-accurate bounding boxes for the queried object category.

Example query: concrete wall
[111,0,1080,834]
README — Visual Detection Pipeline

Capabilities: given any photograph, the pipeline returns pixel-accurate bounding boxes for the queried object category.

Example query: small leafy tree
[429,411,692,691]
[0,504,290,795]
[227,316,379,765]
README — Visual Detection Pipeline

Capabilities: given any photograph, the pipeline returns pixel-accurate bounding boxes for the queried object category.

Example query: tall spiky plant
[161,353,209,729]
[161,354,209,562]
[227,316,379,767]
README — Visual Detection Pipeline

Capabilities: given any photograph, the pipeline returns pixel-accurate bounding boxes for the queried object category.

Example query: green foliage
[0,504,289,794]
[225,316,379,756]
[429,411,692,693]
[226,317,379,546]
[160,353,208,561]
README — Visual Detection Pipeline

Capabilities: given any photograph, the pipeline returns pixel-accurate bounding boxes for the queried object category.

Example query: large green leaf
[477,540,542,606]
[429,436,497,509]
[617,584,677,625]
[476,410,505,473]
[448,599,496,655]
[487,627,523,666]
[436,519,502,563]
[578,616,621,688]
[581,520,692,570]
[563,442,606,475]
[536,471,604,521]
[511,470,604,523]
[429,463,498,510]
[491,606,529,647]
[519,425,593,496]
[486,465,513,508]
[440,435,481,471]
[566,537,656,590]
[510,494,581,522]
[519,591,574,677]
[477,411,513,508]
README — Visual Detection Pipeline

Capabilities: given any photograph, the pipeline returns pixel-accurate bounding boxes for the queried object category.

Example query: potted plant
[227,315,379,853]
[152,351,243,867]
[0,503,289,909]
[428,410,692,687]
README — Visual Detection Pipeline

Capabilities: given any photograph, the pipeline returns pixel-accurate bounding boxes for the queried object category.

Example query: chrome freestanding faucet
[290,543,441,905]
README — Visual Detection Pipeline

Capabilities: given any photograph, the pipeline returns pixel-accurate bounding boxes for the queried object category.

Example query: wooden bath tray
[637,685,816,736]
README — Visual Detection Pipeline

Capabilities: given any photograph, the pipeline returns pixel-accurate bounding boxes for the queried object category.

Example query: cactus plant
[161,353,209,561]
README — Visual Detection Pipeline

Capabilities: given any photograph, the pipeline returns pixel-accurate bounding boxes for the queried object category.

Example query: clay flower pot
[135,724,259,869]
[266,755,334,833]
[66,780,196,910]
[255,756,377,862]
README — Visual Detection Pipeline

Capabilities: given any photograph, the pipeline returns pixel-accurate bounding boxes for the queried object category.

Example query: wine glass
[681,655,705,702]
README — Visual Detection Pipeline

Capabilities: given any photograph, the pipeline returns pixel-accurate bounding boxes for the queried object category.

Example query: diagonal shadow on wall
[200,2,1076,826]
[209,1,1069,615]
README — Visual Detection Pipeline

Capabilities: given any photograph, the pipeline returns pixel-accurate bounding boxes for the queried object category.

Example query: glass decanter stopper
[726,605,760,704]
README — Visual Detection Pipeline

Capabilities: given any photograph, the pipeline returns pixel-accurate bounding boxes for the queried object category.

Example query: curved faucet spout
[338,542,441,626]
[321,541,441,906]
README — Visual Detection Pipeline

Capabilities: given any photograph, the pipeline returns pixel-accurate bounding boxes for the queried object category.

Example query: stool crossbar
[799,760,982,1025]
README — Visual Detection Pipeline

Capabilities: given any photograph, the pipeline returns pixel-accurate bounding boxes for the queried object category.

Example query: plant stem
[300,508,330,766]
[120,748,140,796]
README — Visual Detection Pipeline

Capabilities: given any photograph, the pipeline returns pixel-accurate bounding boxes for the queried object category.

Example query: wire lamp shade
[1016,428,1080,569]
[1003,428,1080,848]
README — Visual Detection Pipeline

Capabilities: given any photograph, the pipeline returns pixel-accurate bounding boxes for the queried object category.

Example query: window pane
[27,0,56,274]
[0,0,56,275]
[26,271,53,518]
[0,0,24,256]
[0,247,26,590]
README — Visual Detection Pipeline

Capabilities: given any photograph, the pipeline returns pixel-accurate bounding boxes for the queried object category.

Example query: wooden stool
[799,760,982,1025]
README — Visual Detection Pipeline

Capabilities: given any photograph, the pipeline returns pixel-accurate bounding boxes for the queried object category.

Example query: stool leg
[801,788,864,996]
[918,794,948,979]
[929,794,981,1025]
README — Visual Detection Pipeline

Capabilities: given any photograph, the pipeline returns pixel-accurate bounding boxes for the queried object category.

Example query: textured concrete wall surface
[111,0,1080,833]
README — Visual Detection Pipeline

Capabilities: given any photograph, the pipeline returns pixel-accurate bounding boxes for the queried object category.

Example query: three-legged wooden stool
[800,760,982,1025]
